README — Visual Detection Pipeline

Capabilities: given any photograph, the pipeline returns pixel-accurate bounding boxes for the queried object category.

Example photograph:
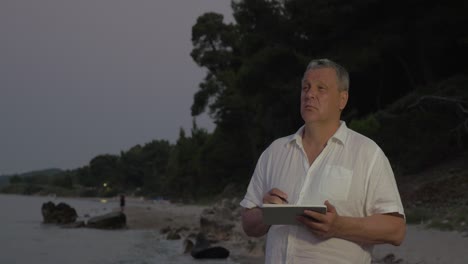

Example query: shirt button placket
[286,238,293,263]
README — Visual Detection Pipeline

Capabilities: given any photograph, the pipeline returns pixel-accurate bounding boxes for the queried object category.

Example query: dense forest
[2,0,467,202]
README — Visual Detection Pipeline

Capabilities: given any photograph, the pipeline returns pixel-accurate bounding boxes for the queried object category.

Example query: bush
[349,114,380,138]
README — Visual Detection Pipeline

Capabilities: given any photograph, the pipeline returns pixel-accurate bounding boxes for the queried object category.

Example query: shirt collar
[287,121,348,147]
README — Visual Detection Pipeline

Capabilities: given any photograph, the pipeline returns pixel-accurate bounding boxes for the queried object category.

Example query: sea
[0,194,240,264]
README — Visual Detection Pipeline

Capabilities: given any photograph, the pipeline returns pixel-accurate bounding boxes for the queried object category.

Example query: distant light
[100,199,107,203]
[103,183,108,187]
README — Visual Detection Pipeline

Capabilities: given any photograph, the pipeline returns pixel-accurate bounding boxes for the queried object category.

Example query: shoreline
[4,194,468,263]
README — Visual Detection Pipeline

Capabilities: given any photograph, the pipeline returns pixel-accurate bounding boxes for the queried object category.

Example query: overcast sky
[0,0,233,175]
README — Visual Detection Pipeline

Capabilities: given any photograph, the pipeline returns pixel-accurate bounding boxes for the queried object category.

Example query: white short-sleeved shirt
[240,121,405,264]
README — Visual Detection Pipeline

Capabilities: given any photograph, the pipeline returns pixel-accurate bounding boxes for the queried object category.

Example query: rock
[176,226,190,233]
[160,226,172,234]
[183,238,194,254]
[87,212,126,229]
[191,233,230,259]
[62,220,86,228]
[193,233,211,249]
[192,246,230,259]
[166,230,181,240]
[41,201,78,224]
[199,215,234,241]
[247,239,265,256]
[199,201,237,242]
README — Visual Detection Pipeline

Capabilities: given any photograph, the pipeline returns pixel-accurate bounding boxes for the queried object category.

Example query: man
[120,194,125,212]
[240,59,405,263]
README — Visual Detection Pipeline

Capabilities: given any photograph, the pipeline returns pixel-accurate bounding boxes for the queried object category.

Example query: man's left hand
[297,200,341,239]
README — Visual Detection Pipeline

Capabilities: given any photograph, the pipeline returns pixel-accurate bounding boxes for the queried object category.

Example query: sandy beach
[123,199,208,230]
[116,197,265,263]
[118,197,468,264]
[373,225,468,264]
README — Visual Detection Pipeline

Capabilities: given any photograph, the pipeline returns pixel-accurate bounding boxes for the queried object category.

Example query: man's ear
[339,91,348,111]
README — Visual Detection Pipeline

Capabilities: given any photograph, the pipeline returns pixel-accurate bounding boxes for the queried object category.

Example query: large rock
[62,221,86,228]
[183,238,194,254]
[199,198,238,242]
[87,212,127,229]
[191,233,230,259]
[166,230,181,240]
[41,201,78,224]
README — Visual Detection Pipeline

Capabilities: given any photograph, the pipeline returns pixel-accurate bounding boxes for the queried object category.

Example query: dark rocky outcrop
[166,230,181,240]
[87,211,127,229]
[62,220,86,228]
[183,238,194,254]
[161,225,191,240]
[171,198,260,260]
[199,198,240,242]
[191,233,230,259]
[41,201,78,224]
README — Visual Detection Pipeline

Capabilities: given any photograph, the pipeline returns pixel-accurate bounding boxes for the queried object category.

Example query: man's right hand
[263,188,289,204]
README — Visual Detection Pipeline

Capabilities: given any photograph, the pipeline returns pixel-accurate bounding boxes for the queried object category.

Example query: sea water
[0,194,239,264]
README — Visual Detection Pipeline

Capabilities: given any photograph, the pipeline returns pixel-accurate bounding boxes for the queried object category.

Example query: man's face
[300,67,348,124]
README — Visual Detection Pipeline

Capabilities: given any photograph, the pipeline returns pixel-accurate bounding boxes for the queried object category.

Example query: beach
[373,225,468,264]
[123,199,207,230]
[120,197,265,263]
[120,197,468,264]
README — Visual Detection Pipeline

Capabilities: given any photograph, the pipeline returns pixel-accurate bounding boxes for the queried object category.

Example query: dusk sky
[0,0,233,175]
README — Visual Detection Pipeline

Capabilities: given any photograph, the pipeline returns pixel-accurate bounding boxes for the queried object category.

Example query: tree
[9,175,22,184]
[89,154,121,189]
[189,0,468,194]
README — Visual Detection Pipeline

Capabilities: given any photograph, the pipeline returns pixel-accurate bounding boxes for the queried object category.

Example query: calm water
[0,194,239,264]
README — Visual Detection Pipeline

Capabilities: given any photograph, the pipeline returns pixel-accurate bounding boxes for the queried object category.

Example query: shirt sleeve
[365,148,405,218]
[240,151,267,209]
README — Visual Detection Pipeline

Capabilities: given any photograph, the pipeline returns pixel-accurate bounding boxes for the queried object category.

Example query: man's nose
[305,87,316,98]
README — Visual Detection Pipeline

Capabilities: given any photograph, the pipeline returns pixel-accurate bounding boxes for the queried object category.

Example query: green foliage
[186,0,468,201]
[427,220,456,231]
[372,77,468,174]
[9,175,22,184]
[52,174,73,189]
[89,154,121,189]
[78,188,99,197]
[162,122,210,200]
[76,166,92,187]
[404,207,433,225]
[349,114,380,138]
[405,206,468,232]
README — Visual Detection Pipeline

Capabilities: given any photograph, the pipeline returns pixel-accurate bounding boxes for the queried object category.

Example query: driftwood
[408,95,468,115]
[407,95,468,145]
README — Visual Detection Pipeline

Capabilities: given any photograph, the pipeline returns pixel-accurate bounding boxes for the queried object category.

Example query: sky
[0,0,234,175]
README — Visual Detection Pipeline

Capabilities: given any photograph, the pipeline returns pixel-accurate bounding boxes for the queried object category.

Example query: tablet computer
[261,204,327,225]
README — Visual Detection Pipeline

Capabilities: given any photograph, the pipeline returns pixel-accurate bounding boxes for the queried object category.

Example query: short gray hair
[304,58,349,92]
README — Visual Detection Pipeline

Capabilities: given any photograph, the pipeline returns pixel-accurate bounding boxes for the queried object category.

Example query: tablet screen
[261,204,327,225]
